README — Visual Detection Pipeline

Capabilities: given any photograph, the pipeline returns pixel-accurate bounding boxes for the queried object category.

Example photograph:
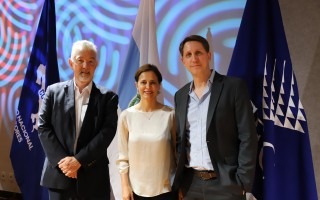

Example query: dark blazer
[172,72,257,194]
[38,80,118,198]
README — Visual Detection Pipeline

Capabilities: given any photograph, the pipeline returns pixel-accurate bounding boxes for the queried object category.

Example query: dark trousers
[133,191,176,200]
[181,168,244,200]
[48,187,108,200]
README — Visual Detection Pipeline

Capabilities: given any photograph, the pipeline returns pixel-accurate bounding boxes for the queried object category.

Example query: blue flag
[117,0,160,110]
[228,0,318,200]
[10,0,59,199]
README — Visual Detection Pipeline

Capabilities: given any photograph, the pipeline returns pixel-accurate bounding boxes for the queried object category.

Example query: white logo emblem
[31,64,46,132]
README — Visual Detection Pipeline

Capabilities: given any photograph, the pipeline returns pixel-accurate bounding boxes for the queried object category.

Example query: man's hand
[58,156,81,179]
[179,189,183,200]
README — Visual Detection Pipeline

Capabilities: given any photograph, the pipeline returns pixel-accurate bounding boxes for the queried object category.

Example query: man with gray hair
[38,40,118,199]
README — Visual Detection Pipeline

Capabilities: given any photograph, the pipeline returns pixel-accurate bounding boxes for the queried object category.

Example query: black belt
[192,169,217,180]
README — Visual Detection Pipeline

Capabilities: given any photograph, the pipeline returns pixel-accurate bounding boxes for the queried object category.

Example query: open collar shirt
[73,79,92,152]
[186,70,215,171]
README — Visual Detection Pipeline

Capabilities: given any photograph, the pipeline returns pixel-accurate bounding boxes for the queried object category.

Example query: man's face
[181,41,211,76]
[69,48,97,88]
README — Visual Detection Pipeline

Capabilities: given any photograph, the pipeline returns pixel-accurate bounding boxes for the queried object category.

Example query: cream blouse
[117,105,176,197]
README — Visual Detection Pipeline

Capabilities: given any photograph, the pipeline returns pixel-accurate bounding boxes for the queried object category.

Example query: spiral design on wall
[156,1,245,105]
[0,0,245,136]
[0,0,41,136]
[55,1,138,89]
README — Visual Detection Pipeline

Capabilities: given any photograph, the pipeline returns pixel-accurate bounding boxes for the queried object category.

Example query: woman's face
[135,71,160,100]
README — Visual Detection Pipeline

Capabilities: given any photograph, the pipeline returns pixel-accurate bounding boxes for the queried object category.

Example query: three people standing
[38,35,257,200]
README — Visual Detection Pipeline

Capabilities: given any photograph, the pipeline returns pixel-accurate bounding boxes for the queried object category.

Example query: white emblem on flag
[262,54,305,133]
[31,64,46,132]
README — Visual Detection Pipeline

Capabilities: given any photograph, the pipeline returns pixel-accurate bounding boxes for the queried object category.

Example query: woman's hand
[122,185,134,200]
[120,172,134,200]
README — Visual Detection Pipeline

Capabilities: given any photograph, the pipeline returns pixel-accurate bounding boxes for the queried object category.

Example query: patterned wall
[0,0,245,136]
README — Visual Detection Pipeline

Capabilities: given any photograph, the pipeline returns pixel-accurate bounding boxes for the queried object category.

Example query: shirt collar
[188,69,215,94]
[73,78,93,94]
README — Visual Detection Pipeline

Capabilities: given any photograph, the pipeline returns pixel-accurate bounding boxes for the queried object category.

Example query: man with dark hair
[172,35,257,200]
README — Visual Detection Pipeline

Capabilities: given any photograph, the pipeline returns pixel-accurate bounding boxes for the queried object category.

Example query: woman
[117,64,176,200]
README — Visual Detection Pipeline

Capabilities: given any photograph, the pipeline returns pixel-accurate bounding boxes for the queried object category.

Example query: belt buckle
[200,171,211,180]
[196,170,215,180]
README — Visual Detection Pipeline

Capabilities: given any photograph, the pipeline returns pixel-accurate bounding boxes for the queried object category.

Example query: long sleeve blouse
[117,105,176,197]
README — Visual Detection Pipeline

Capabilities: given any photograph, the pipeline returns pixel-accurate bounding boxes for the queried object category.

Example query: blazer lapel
[206,73,224,133]
[63,80,76,152]
[64,80,75,127]
[178,84,190,143]
[175,83,190,170]
[80,83,98,134]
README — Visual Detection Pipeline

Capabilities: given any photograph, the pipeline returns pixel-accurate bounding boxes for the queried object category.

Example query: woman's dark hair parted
[134,63,163,83]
